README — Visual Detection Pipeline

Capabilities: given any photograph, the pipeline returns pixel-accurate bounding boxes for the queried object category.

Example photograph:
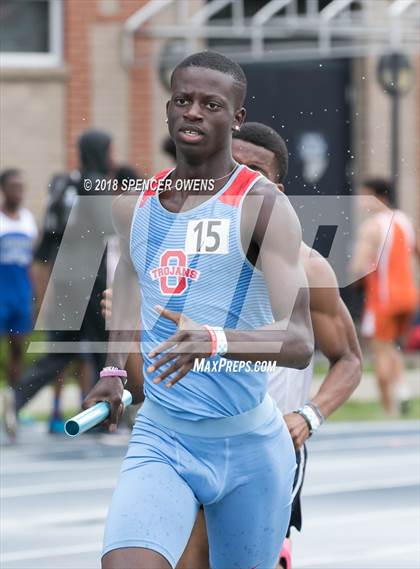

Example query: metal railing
[122,0,420,64]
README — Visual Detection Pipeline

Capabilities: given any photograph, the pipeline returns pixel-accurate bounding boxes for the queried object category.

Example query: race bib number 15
[185,219,230,255]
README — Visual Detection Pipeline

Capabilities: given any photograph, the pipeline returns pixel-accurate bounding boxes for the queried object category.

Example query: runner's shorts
[286,445,308,537]
[361,309,415,342]
[0,298,32,335]
[103,395,296,568]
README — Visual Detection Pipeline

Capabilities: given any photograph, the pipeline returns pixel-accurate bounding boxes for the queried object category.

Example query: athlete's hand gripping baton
[64,390,133,437]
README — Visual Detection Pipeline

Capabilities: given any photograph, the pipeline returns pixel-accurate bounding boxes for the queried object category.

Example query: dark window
[0,0,49,53]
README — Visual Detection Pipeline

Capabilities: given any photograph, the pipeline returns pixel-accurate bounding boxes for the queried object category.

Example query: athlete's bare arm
[83,194,142,428]
[232,179,313,367]
[284,249,362,449]
[350,217,382,279]
[101,288,145,400]
[150,181,313,386]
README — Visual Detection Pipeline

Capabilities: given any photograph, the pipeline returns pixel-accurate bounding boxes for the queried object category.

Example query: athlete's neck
[173,151,236,192]
[1,205,20,219]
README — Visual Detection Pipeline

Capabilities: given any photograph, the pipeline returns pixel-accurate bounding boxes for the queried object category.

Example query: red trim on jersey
[138,168,173,208]
[218,167,261,207]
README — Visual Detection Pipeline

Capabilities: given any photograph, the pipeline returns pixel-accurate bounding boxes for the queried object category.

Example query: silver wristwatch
[295,403,323,436]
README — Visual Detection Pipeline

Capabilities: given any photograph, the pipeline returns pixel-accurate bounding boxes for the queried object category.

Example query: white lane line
[297,543,419,567]
[304,476,420,496]
[2,542,102,563]
[304,507,418,528]
[1,458,119,475]
[312,420,420,434]
[2,508,108,531]
[306,453,419,472]
[1,478,116,498]
[309,436,419,452]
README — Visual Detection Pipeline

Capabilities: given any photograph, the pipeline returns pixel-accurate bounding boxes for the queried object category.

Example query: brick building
[1,0,163,219]
[0,0,419,231]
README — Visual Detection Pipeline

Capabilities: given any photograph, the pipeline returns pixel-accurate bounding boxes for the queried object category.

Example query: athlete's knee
[376,369,393,387]
[102,547,172,569]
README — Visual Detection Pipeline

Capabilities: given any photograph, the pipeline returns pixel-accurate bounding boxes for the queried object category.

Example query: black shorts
[286,444,308,537]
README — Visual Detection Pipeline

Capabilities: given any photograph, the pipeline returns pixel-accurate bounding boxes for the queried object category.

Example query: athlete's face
[1,175,24,210]
[232,138,283,190]
[167,67,245,157]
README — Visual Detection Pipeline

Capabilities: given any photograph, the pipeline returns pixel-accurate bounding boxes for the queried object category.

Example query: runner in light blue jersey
[131,163,275,421]
[84,52,314,569]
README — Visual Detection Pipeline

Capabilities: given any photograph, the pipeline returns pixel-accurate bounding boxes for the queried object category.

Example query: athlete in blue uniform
[0,169,37,438]
[84,52,314,569]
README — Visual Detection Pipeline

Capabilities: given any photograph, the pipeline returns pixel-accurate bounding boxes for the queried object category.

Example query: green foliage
[328,398,420,422]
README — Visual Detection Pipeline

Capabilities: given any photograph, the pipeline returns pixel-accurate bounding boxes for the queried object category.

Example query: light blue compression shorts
[102,395,296,569]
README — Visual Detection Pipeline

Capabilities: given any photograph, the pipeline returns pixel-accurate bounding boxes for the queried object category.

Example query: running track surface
[1,420,419,569]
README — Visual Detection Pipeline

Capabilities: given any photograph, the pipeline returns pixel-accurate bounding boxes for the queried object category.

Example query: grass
[0,331,46,384]
[20,408,80,423]
[313,356,419,377]
[0,332,81,386]
[328,397,420,422]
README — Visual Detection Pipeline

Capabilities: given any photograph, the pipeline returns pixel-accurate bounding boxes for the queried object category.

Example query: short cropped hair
[171,51,247,106]
[362,177,393,200]
[0,168,21,188]
[233,122,288,183]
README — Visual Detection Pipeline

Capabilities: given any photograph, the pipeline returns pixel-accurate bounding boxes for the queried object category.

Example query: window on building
[0,0,63,67]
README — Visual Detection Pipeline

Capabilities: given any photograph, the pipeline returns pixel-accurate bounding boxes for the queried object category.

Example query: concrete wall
[356,54,419,228]
[0,69,66,222]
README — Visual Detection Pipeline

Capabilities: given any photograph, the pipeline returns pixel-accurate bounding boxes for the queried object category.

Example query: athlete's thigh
[205,467,293,569]
[205,416,296,569]
[176,508,210,569]
[8,333,25,356]
[103,416,200,568]
[0,301,12,335]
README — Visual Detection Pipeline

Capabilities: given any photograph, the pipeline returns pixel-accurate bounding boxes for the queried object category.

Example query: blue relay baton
[64,389,133,437]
